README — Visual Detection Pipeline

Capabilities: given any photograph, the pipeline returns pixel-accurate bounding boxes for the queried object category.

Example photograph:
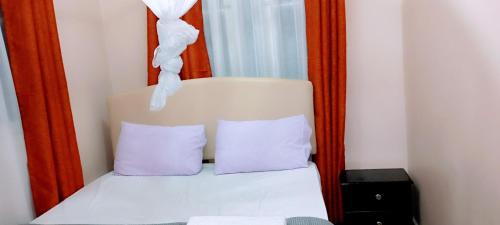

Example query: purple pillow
[214,115,312,175]
[114,122,207,176]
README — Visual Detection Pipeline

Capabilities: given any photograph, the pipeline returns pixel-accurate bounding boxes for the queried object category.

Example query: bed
[32,77,329,224]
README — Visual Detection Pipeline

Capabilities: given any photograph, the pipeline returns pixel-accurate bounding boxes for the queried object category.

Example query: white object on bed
[142,0,199,111]
[32,163,327,224]
[187,216,286,225]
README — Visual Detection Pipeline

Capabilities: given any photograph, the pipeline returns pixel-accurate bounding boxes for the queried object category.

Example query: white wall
[345,0,408,169]
[403,0,500,224]
[0,26,34,224]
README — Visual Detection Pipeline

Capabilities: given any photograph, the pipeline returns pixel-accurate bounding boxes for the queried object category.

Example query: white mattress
[32,163,327,224]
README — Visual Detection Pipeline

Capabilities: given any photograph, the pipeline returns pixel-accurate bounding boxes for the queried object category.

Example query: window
[202,0,308,80]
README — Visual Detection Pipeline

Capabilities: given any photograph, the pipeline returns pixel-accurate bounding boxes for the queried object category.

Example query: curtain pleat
[0,0,84,216]
[147,9,161,85]
[147,1,212,85]
[305,0,347,223]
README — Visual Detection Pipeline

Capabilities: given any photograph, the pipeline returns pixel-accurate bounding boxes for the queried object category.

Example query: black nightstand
[340,169,415,225]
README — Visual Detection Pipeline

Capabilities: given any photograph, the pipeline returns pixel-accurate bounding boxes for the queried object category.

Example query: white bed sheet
[32,163,327,224]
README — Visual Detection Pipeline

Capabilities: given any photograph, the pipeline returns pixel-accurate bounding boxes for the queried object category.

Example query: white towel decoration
[187,216,287,225]
[143,0,199,111]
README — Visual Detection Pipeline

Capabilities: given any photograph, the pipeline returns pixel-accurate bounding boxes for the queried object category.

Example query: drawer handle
[376,221,383,225]
[375,193,383,200]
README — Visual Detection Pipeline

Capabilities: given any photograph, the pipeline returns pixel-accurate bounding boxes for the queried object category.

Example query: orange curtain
[0,0,84,216]
[305,0,347,223]
[147,1,212,85]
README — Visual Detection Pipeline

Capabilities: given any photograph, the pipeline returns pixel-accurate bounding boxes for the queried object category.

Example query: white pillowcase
[114,122,207,176]
[214,115,312,175]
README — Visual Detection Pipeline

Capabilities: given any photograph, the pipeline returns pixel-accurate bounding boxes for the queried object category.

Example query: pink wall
[54,0,147,183]
[345,0,408,170]
[54,0,114,183]
[403,0,500,224]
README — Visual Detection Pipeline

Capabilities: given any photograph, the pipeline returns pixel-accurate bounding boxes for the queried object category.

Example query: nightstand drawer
[344,211,412,225]
[342,183,411,211]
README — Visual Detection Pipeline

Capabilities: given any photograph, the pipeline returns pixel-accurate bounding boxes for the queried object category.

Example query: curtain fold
[147,1,212,85]
[305,0,347,223]
[0,0,84,216]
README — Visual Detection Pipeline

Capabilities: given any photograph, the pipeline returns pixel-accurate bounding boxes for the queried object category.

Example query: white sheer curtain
[202,0,308,80]
[0,22,34,223]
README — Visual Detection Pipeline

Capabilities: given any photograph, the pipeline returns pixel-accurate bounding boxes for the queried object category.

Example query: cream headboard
[108,77,316,160]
